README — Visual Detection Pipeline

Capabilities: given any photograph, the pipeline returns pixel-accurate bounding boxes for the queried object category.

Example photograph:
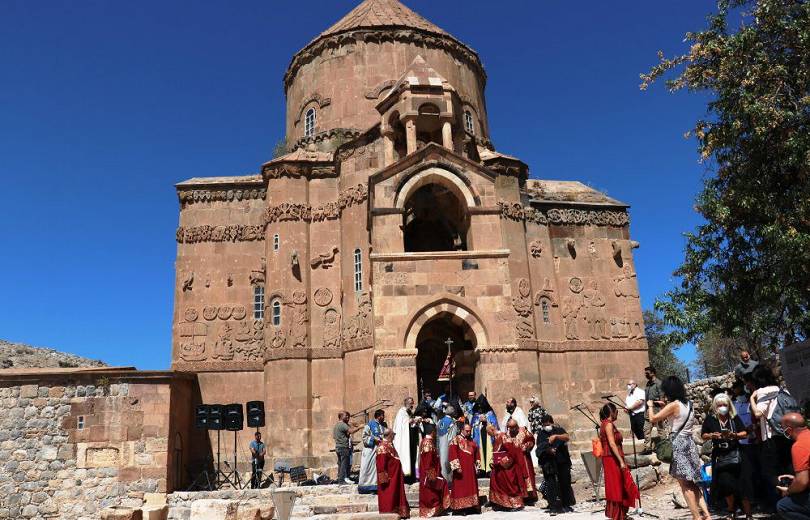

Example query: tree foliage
[644,310,690,380]
[643,0,810,352]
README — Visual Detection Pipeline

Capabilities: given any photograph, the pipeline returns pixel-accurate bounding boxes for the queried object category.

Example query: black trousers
[760,435,793,507]
[336,447,351,481]
[251,457,265,489]
[630,412,646,441]
[540,458,576,508]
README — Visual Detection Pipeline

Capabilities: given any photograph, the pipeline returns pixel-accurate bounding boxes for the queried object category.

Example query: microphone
[601,394,616,399]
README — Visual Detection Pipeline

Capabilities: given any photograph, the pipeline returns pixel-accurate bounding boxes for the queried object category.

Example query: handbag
[714,418,741,470]
[657,401,693,463]
[592,437,604,458]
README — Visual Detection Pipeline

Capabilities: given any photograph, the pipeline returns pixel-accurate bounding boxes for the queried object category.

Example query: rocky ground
[0,338,106,369]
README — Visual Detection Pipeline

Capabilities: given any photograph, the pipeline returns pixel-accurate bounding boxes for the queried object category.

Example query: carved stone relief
[516,319,534,339]
[497,201,630,227]
[182,272,194,292]
[232,305,247,320]
[323,308,341,349]
[512,278,535,340]
[178,187,265,206]
[264,184,368,225]
[184,308,199,322]
[313,287,334,307]
[310,247,339,269]
[588,240,598,259]
[614,265,640,299]
[343,292,373,345]
[176,225,264,244]
[178,322,207,362]
[286,291,309,348]
[561,278,585,340]
[529,240,543,258]
[582,280,609,339]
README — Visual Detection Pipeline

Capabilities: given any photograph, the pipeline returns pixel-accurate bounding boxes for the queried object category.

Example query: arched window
[403,183,469,252]
[304,108,316,137]
[541,299,550,324]
[273,233,280,251]
[253,285,265,320]
[354,248,363,293]
[271,299,281,326]
[464,110,474,134]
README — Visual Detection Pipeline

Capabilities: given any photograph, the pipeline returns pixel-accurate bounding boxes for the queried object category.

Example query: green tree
[644,309,689,380]
[643,0,810,353]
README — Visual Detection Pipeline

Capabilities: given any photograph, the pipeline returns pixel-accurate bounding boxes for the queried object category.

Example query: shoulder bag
[656,401,692,463]
[714,417,741,469]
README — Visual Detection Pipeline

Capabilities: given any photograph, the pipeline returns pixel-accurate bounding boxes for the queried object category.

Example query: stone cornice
[264,347,343,361]
[285,29,485,93]
[264,184,368,225]
[497,201,630,227]
[374,349,419,359]
[176,224,265,244]
[172,361,263,372]
[290,128,363,153]
[262,163,336,181]
[178,187,266,207]
[532,339,648,352]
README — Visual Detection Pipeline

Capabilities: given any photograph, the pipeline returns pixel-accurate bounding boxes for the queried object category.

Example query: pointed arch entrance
[405,301,488,399]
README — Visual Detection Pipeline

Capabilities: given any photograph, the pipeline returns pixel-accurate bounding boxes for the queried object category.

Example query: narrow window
[273,233,280,252]
[541,300,550,323]
[253,285,265,320]
[304,108,316,137]
[464,110,474,134]
[271,299,281,327]
[77,416,85,430]
[353,248,363,293]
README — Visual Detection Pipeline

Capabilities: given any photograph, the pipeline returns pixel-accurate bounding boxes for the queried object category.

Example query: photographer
[776,413,810,520]
[700,394,752,519]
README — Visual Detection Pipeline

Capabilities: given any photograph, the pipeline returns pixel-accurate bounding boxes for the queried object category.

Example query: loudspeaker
[208,404,224,430]
[224,403,244,431]
[194,405,210,429]
[247,401,265,428]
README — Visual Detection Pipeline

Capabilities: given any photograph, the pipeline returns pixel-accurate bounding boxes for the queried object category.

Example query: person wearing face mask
[701,393,752,520]
[643,367,667,456]
[536,415,575,514]
[625,380,647,443]
[776,413,810,520]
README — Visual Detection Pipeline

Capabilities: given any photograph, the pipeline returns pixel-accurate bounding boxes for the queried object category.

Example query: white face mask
[717,406,729,416]
[543,425,554,432]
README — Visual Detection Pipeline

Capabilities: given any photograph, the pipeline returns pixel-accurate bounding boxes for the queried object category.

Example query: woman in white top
[649,376,710,520]
[748,364,792,509]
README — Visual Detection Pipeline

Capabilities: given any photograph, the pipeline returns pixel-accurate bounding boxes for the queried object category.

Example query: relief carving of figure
[582,280,609,339]
[211,323,234,361]
[323,308,341,349]
[182,271,194,292]
[529,240,543,258]
[343,292,372,341]
[512,278,533,318]
[614,265,640,298]
[561,278,585,340]
[285,290,309,348]
[310,247,339,269]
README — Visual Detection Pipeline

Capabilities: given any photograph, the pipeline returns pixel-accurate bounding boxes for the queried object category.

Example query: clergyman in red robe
[448,423,480,513]
[418,425,450,517]
[377,429,410,519]
[489,420,528,510]
[506,423,539,505]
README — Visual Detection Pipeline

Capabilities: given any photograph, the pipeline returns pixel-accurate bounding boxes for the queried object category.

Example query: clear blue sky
[0,1,712,369]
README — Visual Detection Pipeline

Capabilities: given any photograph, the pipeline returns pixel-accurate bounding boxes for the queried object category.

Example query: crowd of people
[331,388,574,518]
[323,350,810,520]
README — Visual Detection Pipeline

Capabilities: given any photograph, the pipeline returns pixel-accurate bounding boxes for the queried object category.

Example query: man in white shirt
[500,397,529,431]
[625,379,646,442]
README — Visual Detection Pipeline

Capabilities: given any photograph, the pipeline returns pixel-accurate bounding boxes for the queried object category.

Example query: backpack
[767,388,800,438]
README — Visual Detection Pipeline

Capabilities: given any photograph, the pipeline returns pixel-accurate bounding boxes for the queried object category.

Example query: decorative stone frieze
[264,184,368,224]
[176,224,264,243]
[497,201,630,227]
[177,187,265,206]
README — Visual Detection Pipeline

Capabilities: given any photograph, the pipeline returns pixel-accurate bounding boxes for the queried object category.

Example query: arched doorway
[415,312,478,400]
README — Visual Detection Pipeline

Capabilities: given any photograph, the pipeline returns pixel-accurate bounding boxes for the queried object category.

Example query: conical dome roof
[318,0,453,39]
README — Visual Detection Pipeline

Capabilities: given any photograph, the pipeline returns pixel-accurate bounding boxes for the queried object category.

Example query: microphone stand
[604,396,658,519]
[570,403,603,510]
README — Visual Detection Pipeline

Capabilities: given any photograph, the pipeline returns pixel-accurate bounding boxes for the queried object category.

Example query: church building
[172,0,648,466]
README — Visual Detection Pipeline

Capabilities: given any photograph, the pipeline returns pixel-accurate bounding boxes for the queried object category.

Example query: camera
[780,476,793,487]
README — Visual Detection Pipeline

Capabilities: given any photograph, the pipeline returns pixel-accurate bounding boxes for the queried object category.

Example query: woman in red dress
[600,403,639,520]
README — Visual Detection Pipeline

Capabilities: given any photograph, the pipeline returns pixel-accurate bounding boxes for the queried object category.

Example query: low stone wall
[0,369,198,520]
[685,372,736,425]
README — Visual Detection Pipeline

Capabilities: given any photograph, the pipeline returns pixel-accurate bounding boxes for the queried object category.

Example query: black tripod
[604,396,659,519]
[220,430,245,489]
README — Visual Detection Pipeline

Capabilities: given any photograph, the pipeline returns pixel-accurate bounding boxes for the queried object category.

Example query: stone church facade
[171,0,648,466]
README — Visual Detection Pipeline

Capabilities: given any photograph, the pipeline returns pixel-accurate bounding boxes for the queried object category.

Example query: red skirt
[602,455,638,520]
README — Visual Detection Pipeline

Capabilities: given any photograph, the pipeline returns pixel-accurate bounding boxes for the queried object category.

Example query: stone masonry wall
[0,372,195,520]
